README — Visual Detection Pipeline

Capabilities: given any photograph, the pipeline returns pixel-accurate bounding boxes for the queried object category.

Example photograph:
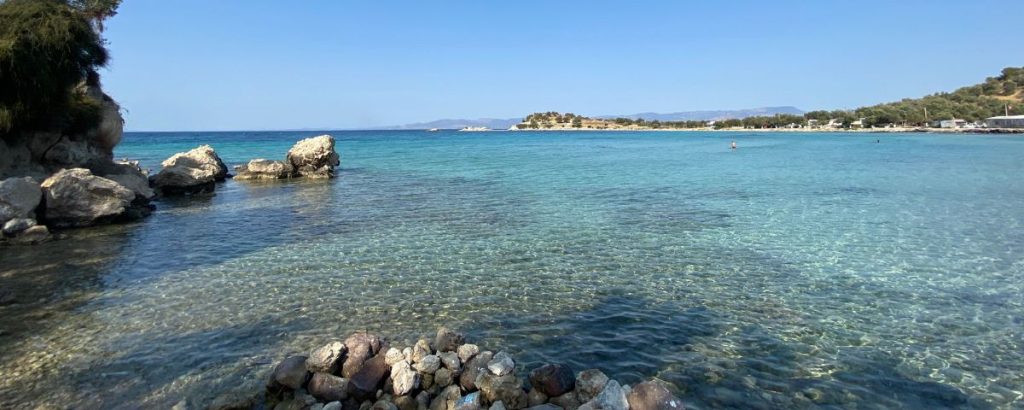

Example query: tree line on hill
[521,67,1023,129]
[0,0,121,137]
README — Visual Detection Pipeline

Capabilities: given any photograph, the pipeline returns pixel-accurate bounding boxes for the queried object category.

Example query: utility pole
[1006,104,1010,116]
[924,107,929,124]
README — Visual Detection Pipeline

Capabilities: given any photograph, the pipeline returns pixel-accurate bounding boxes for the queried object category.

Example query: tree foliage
[0,0,115,135]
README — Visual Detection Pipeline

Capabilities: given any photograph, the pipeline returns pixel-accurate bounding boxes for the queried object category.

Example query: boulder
[415,392,431,410]
[434,327,464,353]
[489,402,507,410]
[40,168,139,228]
[394,395,419,410]
[626,381,683,410]
[430,385,462,410]
[459,351,494,391]
[287,135,340,178]
[527,390,548,407]
[487,352,515,377]
[273,355,310,390]
[308,341,347,373]
[434,368,453,388]
[414,355,441,374]
[476,372,528,410]
[101,161,156,200]
[235,159,295,180]
[528,365,574,398]
[438,352,461,373]
[412,339,433,363]
[373,399,398,410]
[574,370,608,404]
[2,218,36,236]
[9,224,49,244]
[343,332,383,378]
[385,348,407,366]
[309,373,350,402]
[349,353,390,400]
[455,392,482,410]
[550,392,580,410]
[392,360,421,396]
[0,176,42,223]
[150,145,228,195]
[458,344,480,363]
[324,402,344,410]
[580,380,627,410]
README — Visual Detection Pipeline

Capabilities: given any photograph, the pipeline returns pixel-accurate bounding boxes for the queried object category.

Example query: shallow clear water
[1,131,1022,409]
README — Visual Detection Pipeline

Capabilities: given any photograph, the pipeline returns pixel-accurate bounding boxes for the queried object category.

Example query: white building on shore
[984,115,1024,128]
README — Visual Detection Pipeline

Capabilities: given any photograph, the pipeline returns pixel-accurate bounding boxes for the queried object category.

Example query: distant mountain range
[382,107,804,129]
[595,106,805,122]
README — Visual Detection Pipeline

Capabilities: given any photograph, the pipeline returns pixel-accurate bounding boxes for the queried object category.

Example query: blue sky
[102,1,1024,131]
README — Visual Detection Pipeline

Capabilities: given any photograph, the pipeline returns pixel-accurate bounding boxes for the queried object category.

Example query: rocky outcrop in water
[151,145,230,195]
[235,135,340,181]
[39,168,152,228]
[215,328,684,410]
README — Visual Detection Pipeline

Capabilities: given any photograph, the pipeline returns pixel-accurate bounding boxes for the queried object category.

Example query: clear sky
[101,1,1024,131]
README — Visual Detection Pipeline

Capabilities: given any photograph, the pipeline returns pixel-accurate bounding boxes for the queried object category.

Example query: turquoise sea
[1,131,1022,409]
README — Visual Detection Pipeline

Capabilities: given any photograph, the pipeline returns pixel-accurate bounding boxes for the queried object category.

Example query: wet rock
[386,348,407,366]
[550,392,580,410]
[392,360,421,396]
[287,135,340,178]
[412,339,433,363]
[395,395,419,410]
[360,401,374,410]
[626,381,683,410]
[459,351,494,391]
[438,351,461,373]
[0,176,41,222]
[477,372,528,410]
[430,385,462,410]
[235,159,295,180]
[457,344,480,363]
[434,368,453,388]
[309,372,350,402]
[350,353,391,400]
[574,370,608,403]
[344,332,383,378]
[487,352,515,377]
[373,399,398,410]
[527,389,548,407]
[209,387,262,410]
[273,355,310,390]
[2,217,35,236]
[415,355,441,374]
[9,224,48,244]
[435,327,465,353]
[581,380,627,410]
[40,168,139,227]
[455,391,482,410]
[151,145,228,195]
[324,402,343,410]
[308,341,347,373]
[528,364,575,398]
[489,401,507,410]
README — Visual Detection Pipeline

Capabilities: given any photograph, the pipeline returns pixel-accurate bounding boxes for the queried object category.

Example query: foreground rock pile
[235,328,683,410]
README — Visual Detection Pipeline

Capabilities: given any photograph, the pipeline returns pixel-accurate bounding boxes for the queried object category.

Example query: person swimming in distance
[731,140,737,150]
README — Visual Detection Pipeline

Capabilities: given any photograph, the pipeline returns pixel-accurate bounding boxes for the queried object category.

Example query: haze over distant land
[101,1,1024,131]
[378,107,805,130]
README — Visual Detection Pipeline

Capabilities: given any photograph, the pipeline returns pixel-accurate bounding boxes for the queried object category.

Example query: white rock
[40,168,135,227]
[457,344,480,363]
[392,361,421,396]
[414,355,441,374]
[151,145,228,193]
[287,135,340,178]
[487,351,515,377]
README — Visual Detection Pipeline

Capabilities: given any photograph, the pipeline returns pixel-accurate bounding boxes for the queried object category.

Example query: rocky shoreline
[0,94,341,245]
[202,328,683,410]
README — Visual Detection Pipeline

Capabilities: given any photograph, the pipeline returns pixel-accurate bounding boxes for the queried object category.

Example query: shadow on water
[457,293,983,410]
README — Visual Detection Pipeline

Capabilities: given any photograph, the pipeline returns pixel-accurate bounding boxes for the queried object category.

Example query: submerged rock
[309,373,350,402]
[2,217,35,236]
[434,327,464,353]
[40,168,141,228]
[528,364,575,398]
[626,381,683,410]
[235,159,295,180]
[150,145,228,195]
[9,224,49,244]
[287,135,340,178]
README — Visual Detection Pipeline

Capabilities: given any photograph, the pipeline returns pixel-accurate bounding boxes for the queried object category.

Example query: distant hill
[384,118,521,130]
[597,106,805,121]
